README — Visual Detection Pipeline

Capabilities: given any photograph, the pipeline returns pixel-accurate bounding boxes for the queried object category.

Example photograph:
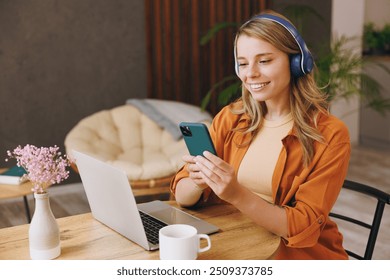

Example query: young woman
[170,10,351,259]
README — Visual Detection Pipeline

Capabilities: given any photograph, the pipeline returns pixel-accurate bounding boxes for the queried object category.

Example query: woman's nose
[246,64,260,78]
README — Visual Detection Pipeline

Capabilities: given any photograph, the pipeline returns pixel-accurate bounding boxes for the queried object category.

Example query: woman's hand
[193,151,243,203]
[184,152,288,238]
[182,154,209,189]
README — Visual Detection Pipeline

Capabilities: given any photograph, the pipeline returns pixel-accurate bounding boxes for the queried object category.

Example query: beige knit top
[237,113,293,203]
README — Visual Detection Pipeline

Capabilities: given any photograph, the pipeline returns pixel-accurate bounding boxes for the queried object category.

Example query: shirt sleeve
[282,135,351,248]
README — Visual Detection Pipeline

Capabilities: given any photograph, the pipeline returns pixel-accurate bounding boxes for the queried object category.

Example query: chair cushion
[65,104,195,182]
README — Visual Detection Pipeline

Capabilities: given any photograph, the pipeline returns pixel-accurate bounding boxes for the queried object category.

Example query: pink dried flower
[6,144,71,193]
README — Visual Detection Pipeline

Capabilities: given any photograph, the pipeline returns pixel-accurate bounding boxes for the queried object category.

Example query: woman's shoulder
[316,112,350,144]
[213,101,246,127]
[212,101,247,131]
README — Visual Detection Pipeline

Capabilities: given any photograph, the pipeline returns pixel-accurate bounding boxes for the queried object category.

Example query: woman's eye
[238,63,247,67]
[259,60,270,64]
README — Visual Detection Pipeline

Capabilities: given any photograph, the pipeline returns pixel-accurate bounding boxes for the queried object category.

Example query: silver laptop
[72,150,219,251]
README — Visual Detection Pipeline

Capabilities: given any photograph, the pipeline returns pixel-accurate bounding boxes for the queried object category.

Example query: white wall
[364,0,390,28]
[330,0,365,144]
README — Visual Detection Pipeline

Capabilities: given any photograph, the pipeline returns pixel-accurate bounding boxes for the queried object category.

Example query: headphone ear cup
[290,54,303,77]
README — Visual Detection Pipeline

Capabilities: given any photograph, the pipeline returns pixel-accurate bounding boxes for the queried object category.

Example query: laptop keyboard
[139,211,167,245]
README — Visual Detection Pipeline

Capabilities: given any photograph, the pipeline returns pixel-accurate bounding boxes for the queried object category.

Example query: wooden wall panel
[145,0,269,114]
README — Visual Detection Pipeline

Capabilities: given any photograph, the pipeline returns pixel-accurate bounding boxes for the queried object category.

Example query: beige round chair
[64,100,212,199]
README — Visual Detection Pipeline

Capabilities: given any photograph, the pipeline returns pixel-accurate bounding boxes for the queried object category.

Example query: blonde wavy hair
[232,10,329,166]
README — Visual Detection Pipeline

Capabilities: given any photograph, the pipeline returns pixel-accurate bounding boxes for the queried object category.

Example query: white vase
[29,191,61,260]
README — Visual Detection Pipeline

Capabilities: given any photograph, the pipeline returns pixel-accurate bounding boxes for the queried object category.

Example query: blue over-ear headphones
[234,14,313,78]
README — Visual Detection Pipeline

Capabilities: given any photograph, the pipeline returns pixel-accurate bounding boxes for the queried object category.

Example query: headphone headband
[234,13,313,77]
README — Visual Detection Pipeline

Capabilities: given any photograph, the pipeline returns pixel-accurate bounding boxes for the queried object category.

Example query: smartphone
[179,122,217,156]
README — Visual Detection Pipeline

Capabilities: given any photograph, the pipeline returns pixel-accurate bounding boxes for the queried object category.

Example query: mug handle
[197,234,211,253]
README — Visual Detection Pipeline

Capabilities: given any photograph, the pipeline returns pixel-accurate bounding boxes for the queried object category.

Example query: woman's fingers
[194,152,227,178]
[182,155,207,186]
[192,151,239,202]
[182,154,196,163]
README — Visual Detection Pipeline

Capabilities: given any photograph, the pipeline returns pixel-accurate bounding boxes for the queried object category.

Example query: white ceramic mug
[159,224,211,260]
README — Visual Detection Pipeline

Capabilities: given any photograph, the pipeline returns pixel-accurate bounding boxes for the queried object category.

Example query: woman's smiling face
[236,34,291,104]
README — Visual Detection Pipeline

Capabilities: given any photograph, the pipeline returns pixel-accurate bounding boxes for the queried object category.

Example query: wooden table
[0,168,35,223]
[0,202,280,260]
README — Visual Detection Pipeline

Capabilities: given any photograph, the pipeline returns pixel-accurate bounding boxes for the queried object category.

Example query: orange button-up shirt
[171,103,350,259]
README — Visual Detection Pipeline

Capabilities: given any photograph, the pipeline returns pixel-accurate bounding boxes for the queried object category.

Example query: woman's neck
[264,102,291,121]
[263,92,291,121]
